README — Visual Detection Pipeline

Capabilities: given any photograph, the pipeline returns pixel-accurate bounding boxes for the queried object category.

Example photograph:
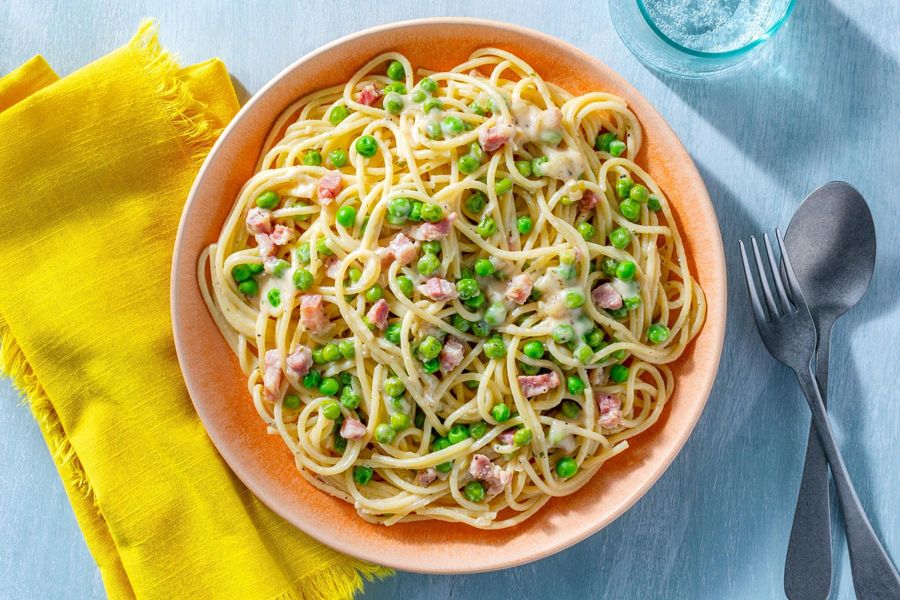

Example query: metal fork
[740,230,900,600]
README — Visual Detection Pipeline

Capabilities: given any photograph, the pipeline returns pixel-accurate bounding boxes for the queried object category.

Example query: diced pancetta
[316,171,343,205]
[497,429,515,445]
[597,393,622,429]
[286,345,313,377]
[269,224,293,246]
[324,255,340,279]
[468,454,513,497]
[263,349,282,400]
[478,118,516,152]
[418,278,458,301]
[517,371,561,398]
[366,298,389,330]
[340,417,367,440]
[358,84,383,107]
[246,207,273,235]
[299,294,330,334]
[408,213,456,241]
[439,336,465,372]
[591,282,623,310]
[579,189,601,212]
[416,468,438,486]
[255,233,276,259]
[505,273,534,305]
[378,233,419,267]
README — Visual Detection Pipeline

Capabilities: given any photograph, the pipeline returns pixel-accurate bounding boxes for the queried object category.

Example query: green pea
[231,264,252,283]
[577,221,595,241]
[560,195,576,206]
[608,306,629,319]
[320,343,339,362]
[564,289,586,309]
[328,148,348,168]
[463,422,485,440]
[519,361,540,375]
[474,258,495,277]
[609,227,631,249]
[609,363,630,383]
[584,329,605,349]
[266,288,281,307]
[574,344,594,364]
[515,160,532,177]
[567,376,586,395]
[408,200,424,222]
[442,116,464,135]
[460,266,476,280]
[384,82,406,94]
[383,92,404,114]
[290,268,312,291]
[629,184,649,203]
[648,195,662,211]
[321,399,341,419]
[354,465,373,485]
[616,261,636,281]
[552,324,575,344]
[422,240,441,255]
[494,178,512,195]
[458,154,480,174]
[420,203,443,223]
[464,480,485,502]
[302,150,322,166]
[595,132,616,152]
[410,89,426,103]
[280,394,300,410]
[340,386,361,409]
[451,314,471,332]
[619,199,641,222]
[319,377,340,396]
[471,319,491,338]
[270,259,288,278]
[303,369,321,389]
[316,236,333,256]
[335,204,356,228]
[417,253,441,276]
[448,424,469,444]
[387,197,410,221]
[255,191,280,209]
[513,428,533,447]
[419,77,438,93]
[296,242,311,264]
[383,376,405,397]
[386,413,408,432]
[424,97,443,113]
[556,456,578,478]
[422,358,440,373]
[648,323,671,344]
[397,275,414,297]
[601,258,619,278]
[248,263,265,275]
[333,340,353,360]
[609,140,627,157]
[561,399,581,418]
[375,423,396,444]
[483,336,507,359]
[477,216,497,239]
[540,129,563,146]
[516,215,534,235]
[387,60,405,81]
[365,284,383,303]
[466,141,485,162]
[329,105,350,126]
[418,335,443,360]
[456,278,480,300]
[557,262,576,281]
[523,340,545,360]
[425,120,443,140]
[385,322,402,345]
[238,279,259,296]
[355,135,378,158]
[484,302,508,327]
[492,403,511,422]
[615,177,633,199]
[531,156,549,177]
[465,192,486,215]
[469,102,486,116]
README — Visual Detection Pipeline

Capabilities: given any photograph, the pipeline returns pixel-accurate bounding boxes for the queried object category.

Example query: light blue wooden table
[2,2,899,598]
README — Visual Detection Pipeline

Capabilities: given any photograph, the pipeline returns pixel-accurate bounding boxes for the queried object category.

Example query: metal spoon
[783,181,877,600]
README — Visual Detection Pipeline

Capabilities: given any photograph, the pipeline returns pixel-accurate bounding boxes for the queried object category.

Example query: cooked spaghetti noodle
[199,49,705,528]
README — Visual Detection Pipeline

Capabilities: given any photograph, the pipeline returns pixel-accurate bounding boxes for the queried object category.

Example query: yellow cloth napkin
[0,21,390,600]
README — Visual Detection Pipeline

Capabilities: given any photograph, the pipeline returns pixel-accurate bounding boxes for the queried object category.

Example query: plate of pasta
[172,18,726,572]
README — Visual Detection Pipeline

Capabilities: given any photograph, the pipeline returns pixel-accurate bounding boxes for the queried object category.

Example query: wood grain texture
[1,1,898,598]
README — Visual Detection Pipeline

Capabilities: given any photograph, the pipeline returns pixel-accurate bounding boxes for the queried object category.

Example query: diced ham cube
[517,371,561,398]
[316,171,343,205]
[579,189,601,212]
[246,207,273,235]
[408,213,456,241]
[358,84,383,107]
[591,282,623,310]
[439,336,465,372]
[366,298,389,330]
[324,256,340,279]
[388,233,419,265]
[468,454,513,497]
[286,345,313,377]
[416,468,437,486]
[418,278,458,301]
[505,273,534,305]
[340,417,367,440]
[497,429,516,445]
[300,294,330,334]
[597,393,622,429]
[255,233,276,259]
[478,118,516,152]
[269,224,293,246]
[589,368,605,387]
[263,349,282,400]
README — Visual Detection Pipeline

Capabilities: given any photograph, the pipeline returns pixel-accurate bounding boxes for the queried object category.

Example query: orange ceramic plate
[171,18,726,573]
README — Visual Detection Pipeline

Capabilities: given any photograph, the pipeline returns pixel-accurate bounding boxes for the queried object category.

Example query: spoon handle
[795,365,900,600]
[785,331,833,600]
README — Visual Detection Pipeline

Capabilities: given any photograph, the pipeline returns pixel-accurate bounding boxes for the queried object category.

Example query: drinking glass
[609,0,795,77]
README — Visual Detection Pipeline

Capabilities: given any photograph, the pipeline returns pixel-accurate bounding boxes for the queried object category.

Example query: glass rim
[635,0,796,59]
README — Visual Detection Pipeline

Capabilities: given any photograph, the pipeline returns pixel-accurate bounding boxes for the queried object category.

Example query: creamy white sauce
[612,278,639,301]
[541,149,586,181]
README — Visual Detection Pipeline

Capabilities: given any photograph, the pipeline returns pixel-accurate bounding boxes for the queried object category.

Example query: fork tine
[776,228,806,308]
[739,240,769,323]
[764,233,793,313]
[750,235,780,318]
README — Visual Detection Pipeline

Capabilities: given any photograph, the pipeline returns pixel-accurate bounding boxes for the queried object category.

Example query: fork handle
[785,332,833,600]
[795,366,900,600]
